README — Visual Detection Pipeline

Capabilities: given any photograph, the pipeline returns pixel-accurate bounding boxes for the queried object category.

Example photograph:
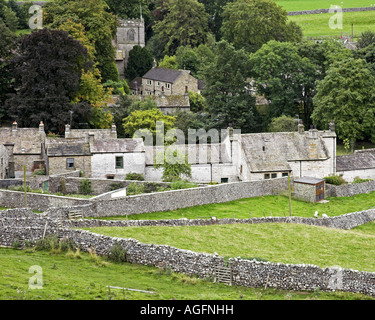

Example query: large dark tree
[201,40,260,132]
[125,45,153,80]
[0,20,16,120]
[5,29,92,133]
[43,0,119,82]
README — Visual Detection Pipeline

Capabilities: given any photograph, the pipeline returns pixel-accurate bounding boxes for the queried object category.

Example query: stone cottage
[46,138,91,176]
[0,121,46,177]
[141,68,200,97]
[0,144,10,179]
[236,122,337,181]
[336,149,375,182]
[90,136,145,179]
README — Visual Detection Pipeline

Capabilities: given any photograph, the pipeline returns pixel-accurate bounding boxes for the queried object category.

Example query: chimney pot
[12,121,17,132]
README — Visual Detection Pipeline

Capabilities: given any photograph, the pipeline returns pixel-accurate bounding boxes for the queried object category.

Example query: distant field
[288,11,375,38]
[276,0,375,11]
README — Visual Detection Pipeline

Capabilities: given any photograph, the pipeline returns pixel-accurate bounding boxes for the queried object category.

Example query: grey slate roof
[336,149,375,171]
[142,68,184,83]
[91,138,144,153]
[47,140,90,157]
[241,132,330,173]
[294,177,325,185]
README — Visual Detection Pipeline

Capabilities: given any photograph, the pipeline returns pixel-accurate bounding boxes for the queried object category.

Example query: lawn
[2,247,370,300]
[85,221,375,273]
[94,192,375,221]
[276,0,374,11]
[288,11,375,39]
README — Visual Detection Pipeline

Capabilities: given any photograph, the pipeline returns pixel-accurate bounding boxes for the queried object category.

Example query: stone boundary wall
[0,189,90,212]
[66,209,375,230]
[48,176,171,195]
[92,178,290,217]
[0,213,374,297]
[287,7,375,16]
[0,179,24,189]
[326,180,375,198]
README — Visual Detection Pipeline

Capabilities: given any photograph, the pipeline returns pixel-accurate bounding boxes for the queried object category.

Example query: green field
[93,192,375,221]
[276,0,374,11]
[85,221,375,273]
[3,247,371,300]
[289,11,375,38]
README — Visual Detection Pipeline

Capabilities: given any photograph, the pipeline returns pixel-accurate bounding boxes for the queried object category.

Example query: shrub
[323,175,347,186]
[352,177,373,184]
[125,172,145,181]
[79,179,92,195]
[107,245,127,263]
[109,183,124,191]
[127,182,145,195]
[11,239,22,250]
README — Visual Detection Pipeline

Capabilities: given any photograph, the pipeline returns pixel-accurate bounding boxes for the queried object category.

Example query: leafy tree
[123,108,176,140]
[221,0,302,52]
[2,5,18,31]
[175,46,199,75]
[250,40,316,126]
[268,115,298,132]
[153,0,209,55]
[125,45,153,80]
[43,0,118,82]
[0,20,15,120]
[188,91,207,113]
[158,55,178,69]
[201,40,259,132]
[357,30,375,50]
[154,149,192,182]
[355,43,375,76]
[5,29,92,133]
[7,0,28,29]
[198,0,233,40]
[312,58,375,150]
[172,110,208,142]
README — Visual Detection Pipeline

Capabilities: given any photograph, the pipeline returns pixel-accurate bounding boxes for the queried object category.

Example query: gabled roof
[142,68,185,83]
[241,132,330,173]
[295,177,325,185]
[0,128,45,154]
[337,149,375,171]
[91,138,144,154]
[46,139,90,157]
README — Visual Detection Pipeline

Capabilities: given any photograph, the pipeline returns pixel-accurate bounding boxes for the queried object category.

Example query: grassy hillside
[289,11,375,39]
[2,247,372,300]
[276,0,375,11]
[86,222,375,273]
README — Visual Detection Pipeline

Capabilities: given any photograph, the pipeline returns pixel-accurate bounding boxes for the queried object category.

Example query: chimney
[39,121,44,132]
[111,123,117,138]
[329,120,335,132]
[65,124,71,138]
[88,133,95,145]
[298,119,304,134]
[12,121,17,132]
[185,86,189,96]
[153,58,157,69]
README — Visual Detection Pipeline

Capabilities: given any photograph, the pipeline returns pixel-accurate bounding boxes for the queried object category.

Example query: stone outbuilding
[293,177,325,203]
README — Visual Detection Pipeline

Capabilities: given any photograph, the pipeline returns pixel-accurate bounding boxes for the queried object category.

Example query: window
[66,158,74,169]
[128,29,135,41]
[264,173,270,180]
[271,173,277,179]
[106,174,115,180]
[157,82,161,87]
[221,178,229,183]
[166,83,171,89]
[146,80,152,86]
[282,172,289,177]
[115,156,124,169]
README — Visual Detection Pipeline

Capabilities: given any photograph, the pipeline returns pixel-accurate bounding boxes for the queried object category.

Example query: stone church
[114,18,145,78]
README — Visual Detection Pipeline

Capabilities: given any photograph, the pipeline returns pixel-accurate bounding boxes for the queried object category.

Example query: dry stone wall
[0,209,374,297]
[326,180,375,198]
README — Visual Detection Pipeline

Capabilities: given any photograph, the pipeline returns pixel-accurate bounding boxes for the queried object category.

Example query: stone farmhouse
[0,120,341,183]
[0,121,46,178]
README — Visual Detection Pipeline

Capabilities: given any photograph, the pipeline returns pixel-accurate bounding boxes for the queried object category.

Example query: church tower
[114,17,145,79]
